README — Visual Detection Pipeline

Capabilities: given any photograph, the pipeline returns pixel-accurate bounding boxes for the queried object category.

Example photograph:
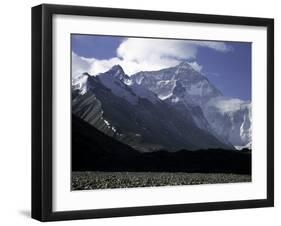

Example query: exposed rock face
[72,62,251,151]
[130,62,251,149]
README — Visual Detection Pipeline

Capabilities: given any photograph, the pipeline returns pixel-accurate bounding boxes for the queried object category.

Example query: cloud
[187,40,232,52]
[72,53,119,79]
[72,52,92,80]
[188,61,203,72]
[72,38,230,77]
[89,57,121,75]
[117,38,198,61]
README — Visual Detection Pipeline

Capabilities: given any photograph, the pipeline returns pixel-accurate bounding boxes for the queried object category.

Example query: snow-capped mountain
[203,97,251,150]
[97,65,160,105]
[131,62,222,105]
[72,61,251,151]
[129,62,252,149]
[72,72,89,95]
[72,63,232,152]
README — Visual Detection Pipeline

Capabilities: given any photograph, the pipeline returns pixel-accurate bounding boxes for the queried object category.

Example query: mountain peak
[109,64,124,74]
[82,72,91,77]
[105,64,132,82]
[177,61,192,68]
[72,73,89,95]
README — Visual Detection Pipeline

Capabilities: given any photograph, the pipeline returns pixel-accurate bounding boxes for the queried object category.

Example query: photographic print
[71,34,252,190]
[32,4,273,221]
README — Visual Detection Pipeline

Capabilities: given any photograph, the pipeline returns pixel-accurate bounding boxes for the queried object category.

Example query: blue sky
[72,34,251,101]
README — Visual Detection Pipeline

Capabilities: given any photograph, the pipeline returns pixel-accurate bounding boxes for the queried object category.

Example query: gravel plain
[72,171,251,190]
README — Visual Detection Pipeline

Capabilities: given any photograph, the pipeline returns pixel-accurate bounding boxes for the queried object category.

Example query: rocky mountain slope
[72,62,251,151]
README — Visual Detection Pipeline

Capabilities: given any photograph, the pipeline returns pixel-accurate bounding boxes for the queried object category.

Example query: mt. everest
[72,61,251,151]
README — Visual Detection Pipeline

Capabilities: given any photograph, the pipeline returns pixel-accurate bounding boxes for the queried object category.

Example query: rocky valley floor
[72,171,251,190]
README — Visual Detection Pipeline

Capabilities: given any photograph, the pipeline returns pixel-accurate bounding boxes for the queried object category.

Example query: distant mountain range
[72,61,251,152]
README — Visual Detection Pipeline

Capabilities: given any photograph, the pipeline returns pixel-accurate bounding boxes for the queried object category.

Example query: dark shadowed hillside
[72,115,251,174]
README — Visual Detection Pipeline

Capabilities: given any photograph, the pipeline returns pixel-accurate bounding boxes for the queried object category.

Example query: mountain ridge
[72,61,251,150]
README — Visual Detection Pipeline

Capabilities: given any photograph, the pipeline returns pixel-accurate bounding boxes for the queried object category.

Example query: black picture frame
[32,3,274,222]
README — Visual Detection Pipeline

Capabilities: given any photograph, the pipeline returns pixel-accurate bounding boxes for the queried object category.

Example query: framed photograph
[32,4,274,221]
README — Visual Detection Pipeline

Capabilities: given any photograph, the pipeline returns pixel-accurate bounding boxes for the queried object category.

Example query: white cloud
[188,61,203,72]
[89,57,121,75]
[72,38,230,77]
[117,38,198,61]
[187,40,232,52]
[72,52,92,80]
